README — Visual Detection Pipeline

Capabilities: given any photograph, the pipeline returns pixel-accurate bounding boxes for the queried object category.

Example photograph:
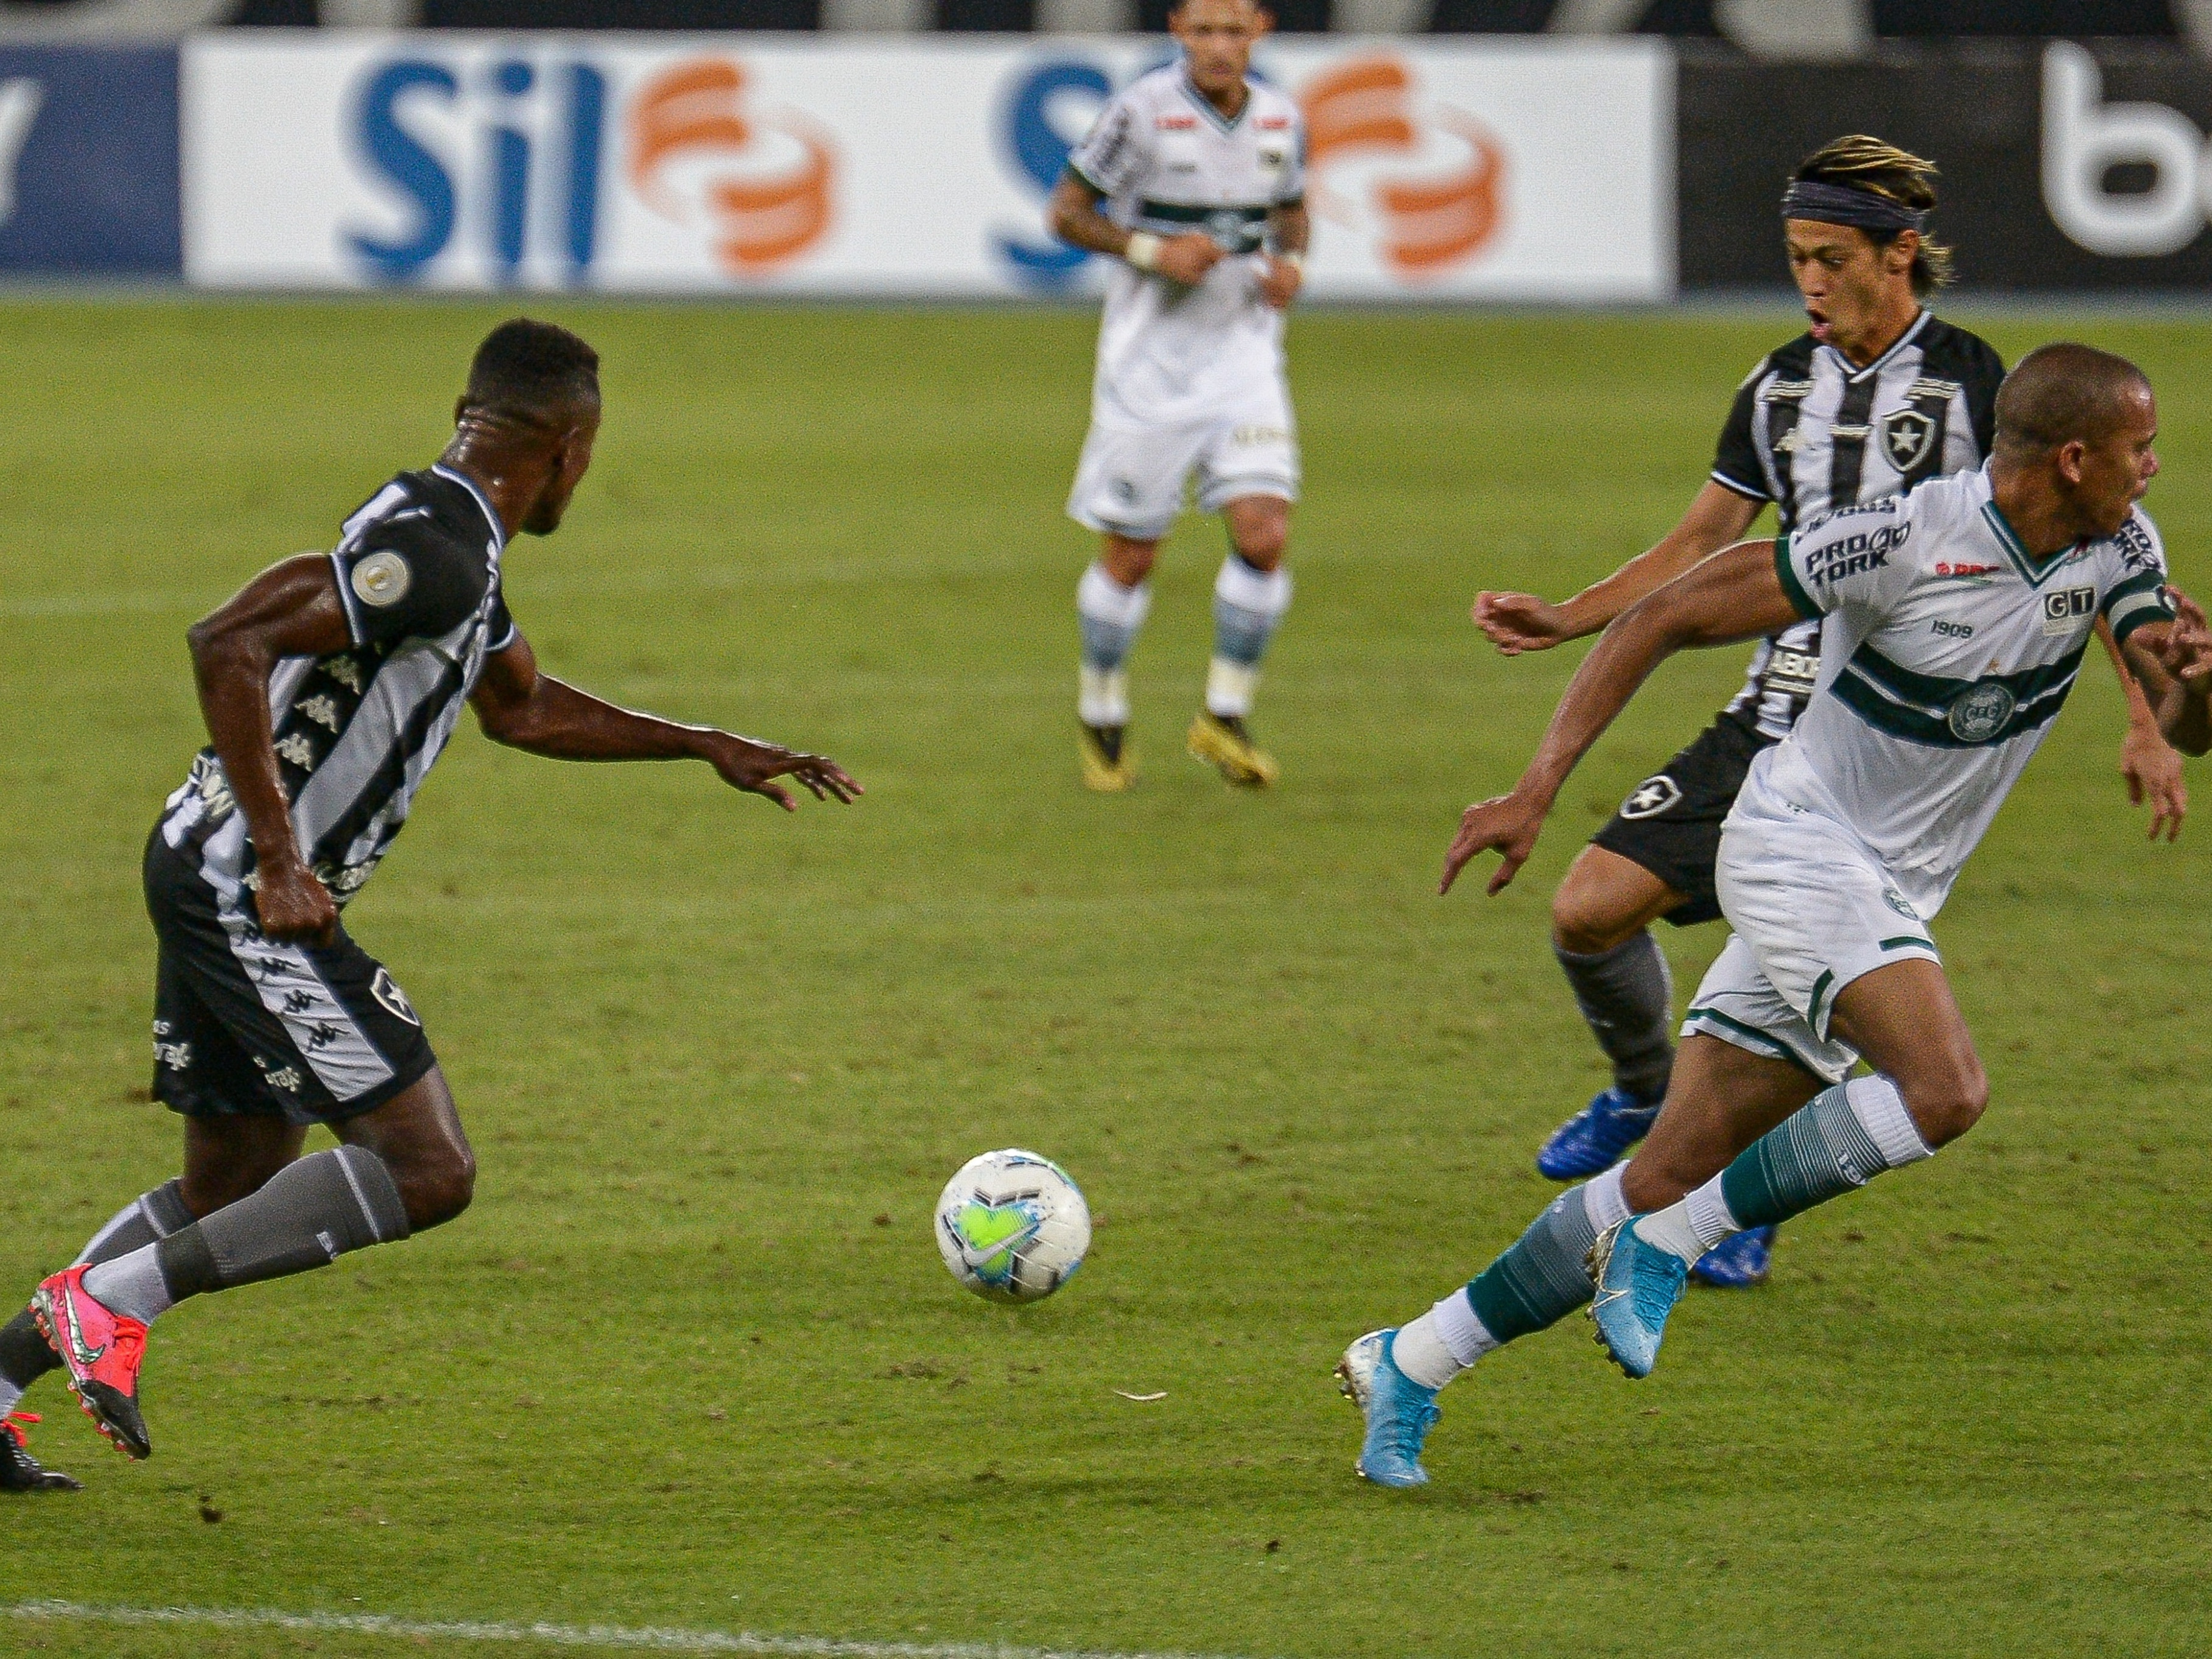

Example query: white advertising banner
[182,34,1670,301]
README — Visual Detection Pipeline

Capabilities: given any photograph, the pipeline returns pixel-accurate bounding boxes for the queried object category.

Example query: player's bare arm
[1442,539,1800,896]
[1473,480,1762,655]
[2121,588,2212,756]
[185,553,359,946]
[2098,612,2189,837]
[469,632,860,811]
[1047,172,1220,286]
[1258,200,1308,312]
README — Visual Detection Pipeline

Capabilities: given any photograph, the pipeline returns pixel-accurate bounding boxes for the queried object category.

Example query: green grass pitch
[1,300,2209,1658]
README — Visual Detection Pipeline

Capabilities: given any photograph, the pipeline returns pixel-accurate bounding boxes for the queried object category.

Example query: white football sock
[1684,1173,1744,1252]
[1204,659,1259,719]
[1389,1313,1459,1390]
[1630,1201,1710,1266]
[1392,1289,1498,1391]
[1079,667,1130,729]
[1584,1163,1631,1233]
[82,1245,176,1325]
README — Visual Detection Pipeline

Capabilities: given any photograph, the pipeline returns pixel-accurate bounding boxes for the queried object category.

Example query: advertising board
[182,34,1670,301]
[0,47,180,275]
[1679,42,2212,293]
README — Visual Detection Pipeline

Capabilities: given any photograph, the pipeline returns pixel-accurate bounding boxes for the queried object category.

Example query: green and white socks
[1632,1075,1933,1266]
[1392,1163,1634,1391]
[1390,1076,1936,1389]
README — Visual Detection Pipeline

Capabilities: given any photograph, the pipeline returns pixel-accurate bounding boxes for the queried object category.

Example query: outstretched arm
[2098,614,2187,840]
[2121,589,2212,759]
[1442,539,1802,896]
[187,554,357,945]
[471,631,860,811]
[1473,480,1763,656]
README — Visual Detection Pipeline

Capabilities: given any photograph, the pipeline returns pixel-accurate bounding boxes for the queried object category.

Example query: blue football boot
[1335,1329,1440,1489]
[1586,1218,1688,1380]
[1534,1087,1662,1180]
[1690,1225,1775,1289]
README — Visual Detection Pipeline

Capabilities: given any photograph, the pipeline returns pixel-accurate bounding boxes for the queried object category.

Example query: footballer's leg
[1187,493,1291,788]
[1341,1034,1816,1482]
[1067,417,1194,791]
[35,1073,459,1458]
[1535,848,1684,1179]
[1076,536,1157,791]
[1589,958,1977,1375]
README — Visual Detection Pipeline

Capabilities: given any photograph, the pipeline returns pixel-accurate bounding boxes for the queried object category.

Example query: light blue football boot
[1586,1218,1688,1380]
[1335,1328,1440,1489]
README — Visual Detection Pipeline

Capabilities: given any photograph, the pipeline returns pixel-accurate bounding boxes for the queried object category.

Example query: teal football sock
[1465,1177,1608,1345]
[1719,1075,1933,1229]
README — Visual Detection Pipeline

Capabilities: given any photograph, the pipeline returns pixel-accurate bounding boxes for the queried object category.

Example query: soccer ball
[933,1149,1091,1304]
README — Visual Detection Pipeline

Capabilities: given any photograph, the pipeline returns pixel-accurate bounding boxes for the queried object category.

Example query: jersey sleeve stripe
[1774,536,1822,620]
[1710,469,1769,502]
[328,552,369,649]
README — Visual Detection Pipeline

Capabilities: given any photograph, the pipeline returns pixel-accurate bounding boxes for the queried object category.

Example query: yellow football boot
[1080,724,1135,792]
[1186,710,1278,788]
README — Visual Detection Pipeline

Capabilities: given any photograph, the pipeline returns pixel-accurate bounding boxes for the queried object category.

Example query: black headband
[1782,179,1928,234]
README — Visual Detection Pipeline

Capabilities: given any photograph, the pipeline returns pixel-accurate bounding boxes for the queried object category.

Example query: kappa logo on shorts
[1619,774,1682,819]
[1879,407,1939,472]
[1882,888,1920,921]
[1112,478,1137,504]
[350,550,412,609]
[371,967,421,1027]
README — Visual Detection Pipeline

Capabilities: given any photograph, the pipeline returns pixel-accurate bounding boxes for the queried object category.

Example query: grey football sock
[0,1180,195,1392]
[1554,931,1676,1103]
[83,1148,410,1322]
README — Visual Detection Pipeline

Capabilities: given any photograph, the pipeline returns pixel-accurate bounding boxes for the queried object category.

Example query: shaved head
[1994,342,2152,461]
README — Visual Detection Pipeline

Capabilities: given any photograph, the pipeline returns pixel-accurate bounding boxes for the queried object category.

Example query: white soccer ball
[933,1149,1091,1304]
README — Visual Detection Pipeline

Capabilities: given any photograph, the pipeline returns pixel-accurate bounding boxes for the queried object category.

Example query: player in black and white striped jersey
[1,320,859,1483]
[1467,137,2185,1291]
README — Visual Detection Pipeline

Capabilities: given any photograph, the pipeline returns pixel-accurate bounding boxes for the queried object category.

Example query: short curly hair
[465,318,600,426]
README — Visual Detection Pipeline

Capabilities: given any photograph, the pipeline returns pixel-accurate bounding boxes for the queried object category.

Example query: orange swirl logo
[1299,55,1504,278]
[628,58,836,277]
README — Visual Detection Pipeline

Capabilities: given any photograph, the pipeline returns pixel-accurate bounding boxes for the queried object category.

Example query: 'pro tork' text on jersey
[1067,65,1305,428]
[1711,311,2007,739]
[158,465,515,911]
[1751,464,2174,916]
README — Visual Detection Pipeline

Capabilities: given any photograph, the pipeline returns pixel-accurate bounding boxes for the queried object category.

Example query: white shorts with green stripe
[1683,791,1942,1084]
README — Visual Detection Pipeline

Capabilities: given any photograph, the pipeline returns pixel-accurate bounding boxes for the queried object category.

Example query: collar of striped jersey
[1978,492,2083,588]
[432,463,507,555]
[1179,69,1251,134]
[1826,306,1929,384]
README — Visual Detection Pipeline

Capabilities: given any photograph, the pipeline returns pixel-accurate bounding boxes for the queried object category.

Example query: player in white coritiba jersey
[1337,344,2209,1489]
[1047,0,1308,792]
[1470,138,2184,1289]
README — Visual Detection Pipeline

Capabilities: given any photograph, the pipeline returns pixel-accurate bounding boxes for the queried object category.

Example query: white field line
[4,1601,1252,1659]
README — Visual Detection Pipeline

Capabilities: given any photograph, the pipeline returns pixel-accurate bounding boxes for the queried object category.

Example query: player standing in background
[1047,0,1308,791]
[0,320,858,1491]
[1345,342,2210,1489]
[1470,138,2185,1288]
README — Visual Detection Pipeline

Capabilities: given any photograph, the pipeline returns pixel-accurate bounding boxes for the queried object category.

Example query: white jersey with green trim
[1066,63,1305,428]
[1747,462,2174,917]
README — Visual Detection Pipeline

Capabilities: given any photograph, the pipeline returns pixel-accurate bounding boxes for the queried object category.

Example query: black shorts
[1588,710,1776,928]
[144,832,438,1126]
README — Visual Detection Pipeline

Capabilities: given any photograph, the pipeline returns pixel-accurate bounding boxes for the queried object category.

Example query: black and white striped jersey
[157,465,515,913]
[1708,310,2006,739]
